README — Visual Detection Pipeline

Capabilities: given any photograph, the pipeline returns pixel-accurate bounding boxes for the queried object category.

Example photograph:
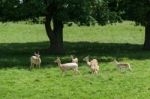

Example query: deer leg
[75,69,80,75]
[128,64,132,71]
[38,64,40,69]
[30,63,34,70]
[61,69,65,76]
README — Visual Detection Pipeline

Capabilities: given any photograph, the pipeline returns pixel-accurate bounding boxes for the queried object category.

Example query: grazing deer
[113,59,132,71]
[83,56,99,74]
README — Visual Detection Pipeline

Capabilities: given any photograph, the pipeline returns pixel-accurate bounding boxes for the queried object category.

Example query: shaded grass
[0,21,150,99]
[0,41,150,68]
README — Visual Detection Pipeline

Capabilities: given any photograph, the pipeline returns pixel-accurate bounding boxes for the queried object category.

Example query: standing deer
[30,51,41,69]
[83,56,99,74]
[54,57,80,75]
[113,59,132,71]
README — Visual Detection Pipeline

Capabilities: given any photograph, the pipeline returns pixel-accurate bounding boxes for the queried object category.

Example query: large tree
[119,0,150,50]
[0,0,120,53]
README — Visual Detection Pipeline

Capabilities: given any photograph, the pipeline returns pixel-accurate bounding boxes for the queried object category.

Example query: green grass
[0,21,150,99]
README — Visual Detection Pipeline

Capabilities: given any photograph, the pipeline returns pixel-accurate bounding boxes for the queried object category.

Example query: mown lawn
[0,21,150,99]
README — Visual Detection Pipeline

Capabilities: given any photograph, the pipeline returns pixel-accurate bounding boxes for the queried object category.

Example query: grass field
[0,21,150,99]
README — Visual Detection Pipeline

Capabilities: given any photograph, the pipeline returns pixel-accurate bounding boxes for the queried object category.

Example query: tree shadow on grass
[0,41,149,68]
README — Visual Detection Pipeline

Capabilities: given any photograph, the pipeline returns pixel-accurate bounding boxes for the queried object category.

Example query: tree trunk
[44,2,64,54]
[45,15,64,54]
[52,18,64,53]
[143,11,150,50]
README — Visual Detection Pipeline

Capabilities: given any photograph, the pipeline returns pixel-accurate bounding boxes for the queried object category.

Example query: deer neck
[57,61,62,67]
[115,60,119,65]
[86,59,91,66]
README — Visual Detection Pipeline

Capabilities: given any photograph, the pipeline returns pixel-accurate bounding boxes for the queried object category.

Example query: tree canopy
[0,0,121,25]
[0,0,150,52]
[120,0,150,25]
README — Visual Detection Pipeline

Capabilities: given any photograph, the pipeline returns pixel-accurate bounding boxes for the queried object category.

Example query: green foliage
[120,0,150,25]
[91,0,122,25]
[0,0,121,25]
[0,0,150,26]
[0,0,20,21]
[0,0,44,21]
